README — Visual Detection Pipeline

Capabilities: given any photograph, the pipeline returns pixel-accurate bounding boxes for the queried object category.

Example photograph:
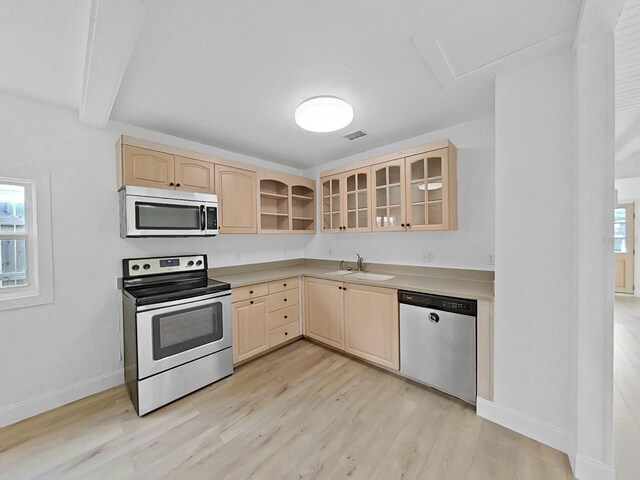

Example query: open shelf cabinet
[258,172,316,233]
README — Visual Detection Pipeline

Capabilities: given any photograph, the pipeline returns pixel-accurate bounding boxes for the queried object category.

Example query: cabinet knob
[284,283,287,287]
[169,182,175,186]
[343,287,347,290]
[339,286,343,290]
[250,300,254,305]
[407,223,411,227]
[284,332,288,336]
[249,290,253,294]
[401,223,405,227]
[284,298,287,302]
[176,183,181,187]
[284,315,288,319]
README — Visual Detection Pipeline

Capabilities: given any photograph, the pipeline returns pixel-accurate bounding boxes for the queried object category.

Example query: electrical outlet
[488,254,495,265]
[422,250,434,263]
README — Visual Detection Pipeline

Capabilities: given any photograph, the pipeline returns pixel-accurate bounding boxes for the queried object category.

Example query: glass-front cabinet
[372,159,406,232]
[321,169,372,232]
[405,148,449,230]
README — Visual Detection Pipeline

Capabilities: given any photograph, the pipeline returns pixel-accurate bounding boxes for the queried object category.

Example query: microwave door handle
[200,205,206,231]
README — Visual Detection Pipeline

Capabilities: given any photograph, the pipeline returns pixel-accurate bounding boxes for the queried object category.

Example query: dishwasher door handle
[429,312,440,323]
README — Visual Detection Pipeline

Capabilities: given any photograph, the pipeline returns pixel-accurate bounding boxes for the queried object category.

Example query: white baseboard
[476,397,570,454]
[574,454,615,480]
[0,369,124,428]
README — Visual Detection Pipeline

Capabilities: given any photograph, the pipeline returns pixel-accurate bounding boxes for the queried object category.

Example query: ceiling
[616,0,640,175]
[0,0,581,169]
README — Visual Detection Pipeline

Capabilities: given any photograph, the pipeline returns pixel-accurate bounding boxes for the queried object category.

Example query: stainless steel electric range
[121,254,232,416]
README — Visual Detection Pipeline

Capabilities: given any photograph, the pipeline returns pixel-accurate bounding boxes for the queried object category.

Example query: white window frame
[0,175,53,310]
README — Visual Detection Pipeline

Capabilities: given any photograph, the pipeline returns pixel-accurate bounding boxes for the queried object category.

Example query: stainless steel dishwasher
[399,290,477,404]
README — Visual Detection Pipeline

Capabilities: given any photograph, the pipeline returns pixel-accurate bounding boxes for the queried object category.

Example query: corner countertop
[208,259,494,302]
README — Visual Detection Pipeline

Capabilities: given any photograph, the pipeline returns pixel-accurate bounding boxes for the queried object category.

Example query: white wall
[0,91,313,426]
[615,176,640,296]
[490,47,576,451]
[303,115,495,270]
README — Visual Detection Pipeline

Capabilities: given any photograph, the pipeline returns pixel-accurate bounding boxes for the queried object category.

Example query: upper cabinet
[121,145,175,190]
[174,156,215,194]
[320,167,371,232]
[320,140,458,233]
[215,165,257,234]
[259,170,316,234]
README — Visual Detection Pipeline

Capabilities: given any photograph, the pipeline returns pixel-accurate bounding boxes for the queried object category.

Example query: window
[0,183,28,287]
[0,175,53,311]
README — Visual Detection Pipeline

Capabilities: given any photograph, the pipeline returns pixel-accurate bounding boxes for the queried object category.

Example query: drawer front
[268,304,300,330]
[232,283,269,303]
[268,277,299,294]
[269,320,301,348]
[267,288,299,312]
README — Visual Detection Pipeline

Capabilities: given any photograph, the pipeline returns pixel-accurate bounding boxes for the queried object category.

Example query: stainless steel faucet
[339,260,345,271]
[356,253,364,272]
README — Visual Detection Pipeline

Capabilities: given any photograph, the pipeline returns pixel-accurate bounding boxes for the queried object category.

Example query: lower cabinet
[231,277,301,364]
[303,277,399,370]
[232,297,269,363]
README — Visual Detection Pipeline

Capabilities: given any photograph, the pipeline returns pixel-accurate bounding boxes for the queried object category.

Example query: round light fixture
[295,96,353,133]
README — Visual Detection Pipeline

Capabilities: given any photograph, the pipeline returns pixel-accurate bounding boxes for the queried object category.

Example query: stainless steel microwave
[119,186,218,237]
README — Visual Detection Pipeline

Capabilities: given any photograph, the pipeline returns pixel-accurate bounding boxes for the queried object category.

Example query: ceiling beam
[79,0,146,129]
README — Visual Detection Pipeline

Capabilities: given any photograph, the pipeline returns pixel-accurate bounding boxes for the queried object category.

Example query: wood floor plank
[0,340,574,480]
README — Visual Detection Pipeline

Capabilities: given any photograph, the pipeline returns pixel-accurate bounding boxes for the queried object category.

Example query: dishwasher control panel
[398,291,477,316]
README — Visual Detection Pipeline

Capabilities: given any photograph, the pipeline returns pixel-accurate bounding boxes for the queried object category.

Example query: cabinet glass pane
[376,188,387,207]
[376,208,387,227]
[347,192,356,210]
[389,207,401,226]
[410,182,425,203]
[347,211,356,228]
[411,205,426,226]
[411,161,425,181]
[428,203,443,225]
[331,194,340,212]
[375,168,386,187]
[358,210,368,228]
[357,191,367,208]
[389,185,401,206]
[389,166,401,184]
[427,157,442,178]
[323,214,331,230]
[322,196,330,214]
[331,179,340,194]
[428,183,443,201]
[357,173,367,189]
[322,181,330,196]
[347,174,356,192]
[332,213,340,228]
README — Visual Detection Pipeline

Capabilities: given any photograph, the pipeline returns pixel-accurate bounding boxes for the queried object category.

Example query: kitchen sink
[346,272,395,281]
[324,270,353,276]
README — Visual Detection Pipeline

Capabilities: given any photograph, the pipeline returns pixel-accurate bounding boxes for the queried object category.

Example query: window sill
[0,287,53,311]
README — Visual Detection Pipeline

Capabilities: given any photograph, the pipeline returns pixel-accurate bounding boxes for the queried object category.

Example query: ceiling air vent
[343,130,367,141]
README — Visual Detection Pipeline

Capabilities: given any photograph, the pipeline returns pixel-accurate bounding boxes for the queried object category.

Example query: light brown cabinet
[320,168,372,232]
[232,278,301,364]
[174,156,215,194]
[344,284,399,370]
[122,145,175,190]
[233,297,269,363]
[304,277,345,349]
[303,277,399,370]
[215,165,257,234]
[372,159,406,232]
[259,171,316,233]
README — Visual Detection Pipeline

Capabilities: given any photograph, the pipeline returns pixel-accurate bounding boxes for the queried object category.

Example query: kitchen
[0,1,626,479]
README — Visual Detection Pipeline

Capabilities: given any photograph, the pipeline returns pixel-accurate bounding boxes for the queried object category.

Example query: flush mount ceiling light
[295,96,353,133]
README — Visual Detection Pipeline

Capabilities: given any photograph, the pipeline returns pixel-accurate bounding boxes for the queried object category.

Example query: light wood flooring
[0,340,574,480]
[614,294,640,480]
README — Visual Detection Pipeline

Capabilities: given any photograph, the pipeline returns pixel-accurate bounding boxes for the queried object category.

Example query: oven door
[124,194,209,237]
[136,292,232,379]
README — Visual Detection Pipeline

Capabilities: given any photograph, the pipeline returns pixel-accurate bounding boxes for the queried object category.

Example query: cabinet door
[343,167,371,232]
[371,159,406,231]
[174,156,215,194]
[232,297,268,363]
[320,175,343,232]
[344,284,399,370]
[215,165,257,234]
[304,277,344,349]
[122,145,175,189]
[405,148,449,230]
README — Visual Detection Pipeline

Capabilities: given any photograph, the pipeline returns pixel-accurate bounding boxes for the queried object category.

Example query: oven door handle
[200,205,205,231]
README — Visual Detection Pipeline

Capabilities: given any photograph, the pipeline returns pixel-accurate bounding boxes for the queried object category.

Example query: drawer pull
[249,290,253,294]
[284,332,288,336]
[284,283,287,287]
[284,298,287,302]
[284,315,288,319]
[250,300,254,305]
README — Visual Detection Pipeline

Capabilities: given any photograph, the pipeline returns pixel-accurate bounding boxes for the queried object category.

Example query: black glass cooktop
[125,278,230,306]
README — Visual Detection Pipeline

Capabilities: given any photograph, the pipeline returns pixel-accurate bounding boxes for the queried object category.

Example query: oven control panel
[124,255,206,278]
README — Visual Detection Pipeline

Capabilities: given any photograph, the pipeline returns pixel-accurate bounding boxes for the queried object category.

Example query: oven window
[152,302,223,360]
[136,202,201,230]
